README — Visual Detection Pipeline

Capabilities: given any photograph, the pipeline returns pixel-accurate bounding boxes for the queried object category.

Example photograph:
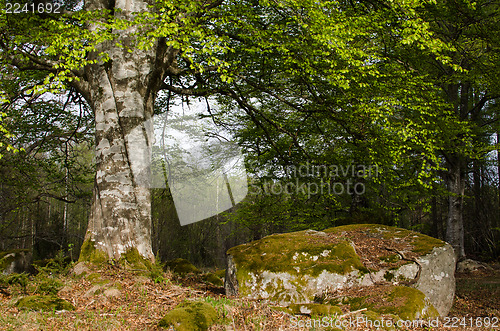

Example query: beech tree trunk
[77,0,170,262]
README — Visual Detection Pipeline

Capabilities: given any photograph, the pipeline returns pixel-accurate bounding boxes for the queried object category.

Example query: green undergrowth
[0,265,64,297]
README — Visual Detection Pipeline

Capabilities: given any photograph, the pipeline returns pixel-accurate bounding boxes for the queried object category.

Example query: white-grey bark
[75,0,175,261]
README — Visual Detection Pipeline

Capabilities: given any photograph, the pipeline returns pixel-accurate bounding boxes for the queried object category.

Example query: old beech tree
[0,0,469,262]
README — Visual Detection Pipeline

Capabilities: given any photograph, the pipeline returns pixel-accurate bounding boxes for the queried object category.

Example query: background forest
[0,0,499,269]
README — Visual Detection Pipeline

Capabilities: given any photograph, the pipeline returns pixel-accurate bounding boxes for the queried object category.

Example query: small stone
[104,288,121,298]
[72,262,90,276]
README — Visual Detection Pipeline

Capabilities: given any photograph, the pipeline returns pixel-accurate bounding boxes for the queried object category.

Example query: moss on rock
[16,295,75,311]
[227,230,366,279]
[338,285,439,321]
[226,230,368,303]
[86,272,102,283]
[158,300,218,331]
[226,224,453,317]
[0,249,31,274]
[379,286,439,320]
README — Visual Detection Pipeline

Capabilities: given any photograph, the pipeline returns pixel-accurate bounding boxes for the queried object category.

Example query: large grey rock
[225,224,456,317]
[0,249,32,275]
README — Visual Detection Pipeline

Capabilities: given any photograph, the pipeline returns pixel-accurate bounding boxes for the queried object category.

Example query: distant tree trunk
[445,155,466,260]
[444,83,469,261]
[431,196,443,240]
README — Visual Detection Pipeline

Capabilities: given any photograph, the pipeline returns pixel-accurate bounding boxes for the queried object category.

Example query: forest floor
[0,262,498,330]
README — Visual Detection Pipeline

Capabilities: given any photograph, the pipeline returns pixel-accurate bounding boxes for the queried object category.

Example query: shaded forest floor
[0,262,498,330]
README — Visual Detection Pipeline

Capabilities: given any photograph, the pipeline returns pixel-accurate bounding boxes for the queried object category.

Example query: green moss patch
[380,254,400,263]
[384,271,395,282]
[78,239,107,265]
[120,248,153,271]
[158,300,218,331]
[227,231,366,278]
[379,286,439,320]
[335,285,439,321]
[164,258,201,275]
[15,295,75,311]
[202,273,223,287]
[214,269,226,278]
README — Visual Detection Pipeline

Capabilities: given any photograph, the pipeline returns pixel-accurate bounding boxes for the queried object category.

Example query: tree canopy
[0,0,499,261]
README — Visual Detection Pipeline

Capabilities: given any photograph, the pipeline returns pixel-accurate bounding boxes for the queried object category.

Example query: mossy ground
[15,295,75,311]
[158,300,218,331]
[201,273,223,287]
[214,269,226,278]
[0,262,497,330]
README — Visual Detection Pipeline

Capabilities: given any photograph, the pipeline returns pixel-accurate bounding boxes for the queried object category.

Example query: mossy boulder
[164,258,201,275]
[202,273,223,287]
[16,295,75,311]
[158,300,218,330]
[0,249,32,275]
[225,224,455,317]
